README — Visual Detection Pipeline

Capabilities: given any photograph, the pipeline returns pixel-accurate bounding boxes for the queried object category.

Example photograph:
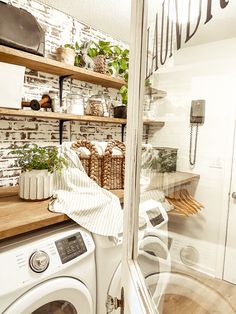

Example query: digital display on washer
[55,232,87,264]
[146,208,164,227]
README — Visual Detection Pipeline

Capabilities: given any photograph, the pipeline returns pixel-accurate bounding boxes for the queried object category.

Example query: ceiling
[39,0,131,43]
[38,0,236,47]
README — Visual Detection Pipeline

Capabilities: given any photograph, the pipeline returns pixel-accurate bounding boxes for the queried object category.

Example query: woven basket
[71,140,102,186]
[71,139,125,190]
[103,140,125,190]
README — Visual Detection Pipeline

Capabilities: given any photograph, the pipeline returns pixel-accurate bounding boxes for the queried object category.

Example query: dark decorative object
[113,105,127,119]
[0,1,45,56]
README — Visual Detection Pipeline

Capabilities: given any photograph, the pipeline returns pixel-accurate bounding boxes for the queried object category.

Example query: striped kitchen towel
[49,143,123,238]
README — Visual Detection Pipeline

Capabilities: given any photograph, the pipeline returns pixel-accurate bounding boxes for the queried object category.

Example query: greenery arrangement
[64,43,75,50]
[108,45,129,80]
[63,40,130,105]
[63,41,129,78]
[119,85,128,105]
[87,40,113,58]
[10,144,68,173]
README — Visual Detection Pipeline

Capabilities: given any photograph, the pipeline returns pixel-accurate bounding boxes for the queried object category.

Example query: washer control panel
[0,224,95,297]
[55,232,87,264]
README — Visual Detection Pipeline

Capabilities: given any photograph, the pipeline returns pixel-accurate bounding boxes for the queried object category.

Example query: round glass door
[32,300,77,314]
[3,277,94,314]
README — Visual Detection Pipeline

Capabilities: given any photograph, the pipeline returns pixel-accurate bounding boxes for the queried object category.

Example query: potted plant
[108,46,129,80]
[11,144,68,200]
[114,85,128,118]
[74,41,82,67]
[87,40,113,74]
[56,43,76,66]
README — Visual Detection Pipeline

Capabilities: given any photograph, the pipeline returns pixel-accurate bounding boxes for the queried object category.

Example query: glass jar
[66,94,84,115]
[85,92,107,117]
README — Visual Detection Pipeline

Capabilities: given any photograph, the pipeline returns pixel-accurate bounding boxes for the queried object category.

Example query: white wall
[149,38,236,276]
[38,0,131,43]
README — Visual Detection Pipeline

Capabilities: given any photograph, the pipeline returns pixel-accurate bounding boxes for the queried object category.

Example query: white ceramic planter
[19,170,53,200]
[56,47,75,65]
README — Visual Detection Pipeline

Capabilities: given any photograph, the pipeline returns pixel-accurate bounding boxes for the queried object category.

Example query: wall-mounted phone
[189,100,205,166]
[190,100,205,124]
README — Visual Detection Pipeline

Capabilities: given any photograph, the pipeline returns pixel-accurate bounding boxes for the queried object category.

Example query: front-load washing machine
[0,221,96,314]
[93,199,171,314]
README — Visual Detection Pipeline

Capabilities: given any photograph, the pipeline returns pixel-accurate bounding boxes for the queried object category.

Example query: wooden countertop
[0,186,124,241]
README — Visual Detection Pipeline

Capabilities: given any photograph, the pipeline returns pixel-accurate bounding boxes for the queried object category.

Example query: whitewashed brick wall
[0,0,126,187]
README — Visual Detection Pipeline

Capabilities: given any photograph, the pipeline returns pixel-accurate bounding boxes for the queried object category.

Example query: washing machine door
[3,277,94,314]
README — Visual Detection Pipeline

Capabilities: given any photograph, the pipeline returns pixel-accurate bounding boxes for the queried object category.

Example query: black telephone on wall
[190,100,205,124]
[189,100,205,166]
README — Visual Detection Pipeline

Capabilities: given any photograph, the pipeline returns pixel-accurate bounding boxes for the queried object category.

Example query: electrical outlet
[208,158,223,169]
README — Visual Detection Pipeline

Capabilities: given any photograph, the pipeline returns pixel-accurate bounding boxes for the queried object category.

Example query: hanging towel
[48,143,123,238]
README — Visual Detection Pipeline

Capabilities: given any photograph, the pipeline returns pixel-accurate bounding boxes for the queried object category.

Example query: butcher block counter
[0,186,124,241]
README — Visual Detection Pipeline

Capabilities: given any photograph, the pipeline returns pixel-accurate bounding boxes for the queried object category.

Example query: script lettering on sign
[146,0,230,78]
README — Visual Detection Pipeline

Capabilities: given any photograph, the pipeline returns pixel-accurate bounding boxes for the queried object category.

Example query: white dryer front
[0,222,96,314]
[3,277,93,314]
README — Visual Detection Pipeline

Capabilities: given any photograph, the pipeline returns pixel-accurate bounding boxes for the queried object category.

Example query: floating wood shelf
[144,171,200,191]
[0,108,126,124]
[166,171,200,189]
[143,119,165,127]
[145,87,167,99]
[0,45,125,89]
[0,108,165,128]
[0,186,124,240]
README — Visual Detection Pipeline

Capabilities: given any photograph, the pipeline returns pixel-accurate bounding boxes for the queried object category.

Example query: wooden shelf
[145,171,200,190]
[143,119,165,127]
[0,108,127,124]
[0,45,125,89]
[145,87,167,99]
[0,108,165,128]
[167,171,200,188]
[0,186,124,241]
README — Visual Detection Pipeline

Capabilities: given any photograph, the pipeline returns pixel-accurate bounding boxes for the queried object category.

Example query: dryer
[0,222,96,314]
[93,200,171,314]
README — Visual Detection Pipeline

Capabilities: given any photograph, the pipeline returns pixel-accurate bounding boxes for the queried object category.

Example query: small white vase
[56,47,75,66]
[19,170,53,200]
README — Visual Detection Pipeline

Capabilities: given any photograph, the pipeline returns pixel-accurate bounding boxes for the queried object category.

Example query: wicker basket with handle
[71,139,102,186]
[103,140,125,190]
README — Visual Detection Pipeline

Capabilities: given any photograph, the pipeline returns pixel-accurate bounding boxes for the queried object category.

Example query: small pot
[93,55,107,74]
[56,47,75,66]
[113,105,127,118]
[19,170,53,200]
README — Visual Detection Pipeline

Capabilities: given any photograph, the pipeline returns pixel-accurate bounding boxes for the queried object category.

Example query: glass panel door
[224,124,236,284]
[122,0,236,313]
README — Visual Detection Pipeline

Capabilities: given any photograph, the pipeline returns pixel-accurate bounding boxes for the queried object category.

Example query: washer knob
[29,250,50,273]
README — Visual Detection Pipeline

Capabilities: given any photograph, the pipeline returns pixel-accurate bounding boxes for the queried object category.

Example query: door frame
[223,116,236,282]
[121,0,157,313]
[216,97,236,278]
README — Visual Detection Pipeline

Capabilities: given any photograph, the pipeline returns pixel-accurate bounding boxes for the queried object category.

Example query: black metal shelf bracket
[59,75,71,108]
[59,120,67,145]
[59,75,71,144]
[121,124,126,142]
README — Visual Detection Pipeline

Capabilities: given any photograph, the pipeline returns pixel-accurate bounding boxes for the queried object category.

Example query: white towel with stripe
[48,143,123,238]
